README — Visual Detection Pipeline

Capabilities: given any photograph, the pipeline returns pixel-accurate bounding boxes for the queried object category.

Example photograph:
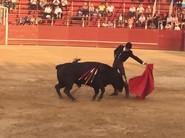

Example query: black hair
[125,42,132,49]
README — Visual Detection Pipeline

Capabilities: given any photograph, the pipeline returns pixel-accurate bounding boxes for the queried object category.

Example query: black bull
[55,61,128,101]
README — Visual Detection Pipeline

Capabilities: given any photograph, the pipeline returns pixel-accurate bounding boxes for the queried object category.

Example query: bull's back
[56,61,114,83]
[55,62,97,81]
[56,62,111,73]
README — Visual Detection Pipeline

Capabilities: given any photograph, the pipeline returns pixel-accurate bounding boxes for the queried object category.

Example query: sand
[0,46,185,138]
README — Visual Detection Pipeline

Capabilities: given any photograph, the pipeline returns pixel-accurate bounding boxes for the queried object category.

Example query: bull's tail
[56,64,63,70]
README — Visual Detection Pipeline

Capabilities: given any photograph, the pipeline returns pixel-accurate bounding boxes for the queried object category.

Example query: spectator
[146,14,154,29]
[117,14,124,27]
[61,0,68,10]
[11,0,17,10]
[52,0,60,8]
[171,14,179,26]
[145,5,152,17]
[3,0,11,10]
[161,13,168,28]
[128,17,134,29]
[17,16,26,25]
[166,14,172,25]
[176,0,182,9]
[43,4,52,19]
[54,6,62,19]
[98,2,106,17]
[152,13,160,28]
[16,16,32,25]
[94,7,99,16]
[35,16,43,25]
[30,16,36,24]
[128,4,136,17]
[39,0,47,10]
[174,24,181,30]
[15,15,19,25]
[137,13,146,27]
[165,23,172,29]
[90,6,99,25]
[24,16,32,25]
[107,20,113,27]
[29,0,38,10]
[182,9,185,22]
[136,4,144,17]
[102,17,108,27]
[81,2,89,17]
[102,17,113,28]
[89,3,95,16]
[76,8,83,17]
[159,22,164,30]
[106,3,114,16]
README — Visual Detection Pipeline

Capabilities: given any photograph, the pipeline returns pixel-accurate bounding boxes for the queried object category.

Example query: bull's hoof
[55,85,62,98]
[92,98,96,101]
[71,98,77,102]
[55,85,60,92]
[125,92,129,98]
[92,96,97,101]
[109,92,118,96]
[76,83,81,88]
[97,98,102,101]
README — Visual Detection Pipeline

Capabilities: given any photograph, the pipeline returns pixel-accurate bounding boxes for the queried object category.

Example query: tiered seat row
[1,0,184,30]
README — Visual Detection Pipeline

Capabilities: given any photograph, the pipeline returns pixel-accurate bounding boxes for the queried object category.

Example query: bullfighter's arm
[130,51,144,64]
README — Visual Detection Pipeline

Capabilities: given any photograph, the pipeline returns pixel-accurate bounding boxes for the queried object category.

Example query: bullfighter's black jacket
[113,45,144,76]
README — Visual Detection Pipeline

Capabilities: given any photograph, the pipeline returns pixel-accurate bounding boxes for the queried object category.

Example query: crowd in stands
[2,0,17,12]
[72,1,185,30]
[123,3,185,30]
[16,15,43,25]
[28,0,67,19]
[1,0,185,30]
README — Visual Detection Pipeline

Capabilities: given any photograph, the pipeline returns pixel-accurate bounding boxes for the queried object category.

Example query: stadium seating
[1,0,180,26]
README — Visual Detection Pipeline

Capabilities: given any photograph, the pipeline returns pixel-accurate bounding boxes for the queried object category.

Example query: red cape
[128,64,154,99]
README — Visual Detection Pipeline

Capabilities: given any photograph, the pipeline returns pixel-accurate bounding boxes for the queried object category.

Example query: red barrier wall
[4,25,185,51]
[0,26,5,45]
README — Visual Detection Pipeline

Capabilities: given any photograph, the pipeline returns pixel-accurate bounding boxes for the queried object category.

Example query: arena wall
[0,26,5,45]
[1,26,185,51]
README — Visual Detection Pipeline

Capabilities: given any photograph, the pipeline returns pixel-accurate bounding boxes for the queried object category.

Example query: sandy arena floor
[0,46,185,138]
